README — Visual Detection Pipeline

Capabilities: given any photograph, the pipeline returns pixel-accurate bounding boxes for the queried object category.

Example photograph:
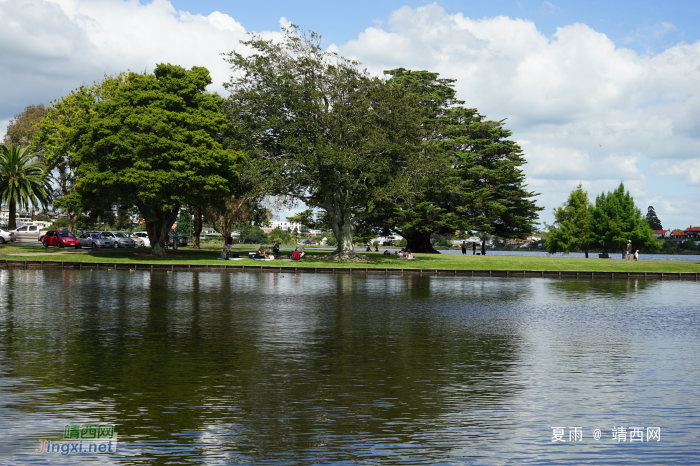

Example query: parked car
[132,231,151,247]
[101,231,136,248]
[168,234,188,247]
[42,230,80,249]
[77,232,114,249]
[0,228,16,244]
[124,232,146,247]
[12,224,42,241]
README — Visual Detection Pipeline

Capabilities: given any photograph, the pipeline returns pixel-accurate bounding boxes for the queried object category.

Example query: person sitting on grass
[300,247,305,259]
[383,250,391,255]
[398,249,405,259]
[256,246,266,259]
[406,249,414,260]
[291,247,301,261]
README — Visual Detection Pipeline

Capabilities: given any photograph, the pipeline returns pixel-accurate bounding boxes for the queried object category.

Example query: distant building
[653,229,671,238]
[262,221,321,236]
[685,226,700,239]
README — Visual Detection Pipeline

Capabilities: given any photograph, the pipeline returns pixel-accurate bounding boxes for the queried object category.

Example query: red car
[43,230,81,249]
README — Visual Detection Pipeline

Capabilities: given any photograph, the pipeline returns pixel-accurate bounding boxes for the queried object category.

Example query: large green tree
[546,183,594,258]
[590,182,661,257]
[222,28,423,261]
[3,104,48,148]
[645,205,663,230]
[73,64,243,255]
[33,74,128,233]
[365,69,541,253]
[0,145,50,230]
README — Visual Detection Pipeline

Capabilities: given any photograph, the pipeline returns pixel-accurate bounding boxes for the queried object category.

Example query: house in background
[669,226,700,242]
[653,229,671,238]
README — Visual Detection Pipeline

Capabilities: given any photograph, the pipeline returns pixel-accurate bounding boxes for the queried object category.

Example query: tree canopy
[3,104,48,148]
[546,183,593,257]
[222,27,424,261]
[590,182,660,256]
[72,64,243,255]
[363,69,541,253]
[646,206,663,230]
[33,74,128,233]
[0,145,50,230]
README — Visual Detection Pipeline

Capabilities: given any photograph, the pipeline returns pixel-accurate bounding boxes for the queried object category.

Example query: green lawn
[1,245,698,273]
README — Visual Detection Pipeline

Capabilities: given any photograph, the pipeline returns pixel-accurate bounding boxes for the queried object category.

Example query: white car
[0,228,16,244]
[132,231,151,247]
[11,224,42,241]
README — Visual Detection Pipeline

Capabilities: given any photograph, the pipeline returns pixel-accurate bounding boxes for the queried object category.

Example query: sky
[1,0,699,230]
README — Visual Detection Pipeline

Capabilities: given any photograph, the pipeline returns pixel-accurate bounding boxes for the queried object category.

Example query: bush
[237,224,268,244]
[680,240,697,251]
[433,236,451,249]
[269,228,296,245]
[50,217,70,230]
[395,238,407,247]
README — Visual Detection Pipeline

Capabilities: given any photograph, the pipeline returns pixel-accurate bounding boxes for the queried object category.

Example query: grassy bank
[1,244,698,273]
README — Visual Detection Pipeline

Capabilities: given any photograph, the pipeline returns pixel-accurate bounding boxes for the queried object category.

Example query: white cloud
[1,1,698,227]
[0,0,281,121]
[654,159,700,186]
[333,3,700,226]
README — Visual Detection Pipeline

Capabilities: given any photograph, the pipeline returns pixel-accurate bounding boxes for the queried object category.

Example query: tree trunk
[8,202,16,230]
[144,206,180,256]
[68,212,78,235]
[324,207,367,262]
[401,230,440,253]
[192,208,202,249]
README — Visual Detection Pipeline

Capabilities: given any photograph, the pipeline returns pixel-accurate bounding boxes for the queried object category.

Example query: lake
[1,269,699,464]
[354,248,700,262]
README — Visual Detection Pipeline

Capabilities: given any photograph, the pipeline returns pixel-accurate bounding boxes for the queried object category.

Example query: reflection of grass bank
[1,247,698,273]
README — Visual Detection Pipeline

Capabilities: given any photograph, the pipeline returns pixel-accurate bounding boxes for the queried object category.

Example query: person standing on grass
[272,241,280,259]
[634,250,639,261]
[472,242,476,255]
[225,233,233,252]
[481,240,486,256]
[626,240,632,262]
[461,241,467,255]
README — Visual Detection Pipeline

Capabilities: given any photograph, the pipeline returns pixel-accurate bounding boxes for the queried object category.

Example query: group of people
[381,248,415,259]
[461,241,486,255]
[252,241,305,260]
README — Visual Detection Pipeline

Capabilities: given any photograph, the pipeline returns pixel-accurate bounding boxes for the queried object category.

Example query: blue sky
[1,0,699,229]
[169,0,700,54]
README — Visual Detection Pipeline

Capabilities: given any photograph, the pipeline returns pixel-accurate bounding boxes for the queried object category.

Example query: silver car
[0,228,16,244]
[78,233,114,249]
[102,231,137,248]
[124,232,145,247]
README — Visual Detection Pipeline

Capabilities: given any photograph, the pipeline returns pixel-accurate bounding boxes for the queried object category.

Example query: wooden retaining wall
[0,259,698,281]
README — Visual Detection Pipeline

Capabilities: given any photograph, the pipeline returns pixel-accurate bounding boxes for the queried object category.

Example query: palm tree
[0,145,50,230]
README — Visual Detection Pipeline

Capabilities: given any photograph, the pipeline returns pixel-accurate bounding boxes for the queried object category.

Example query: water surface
[0,269,698,464]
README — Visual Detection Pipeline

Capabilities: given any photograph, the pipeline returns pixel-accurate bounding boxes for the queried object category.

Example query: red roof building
[684,226,700,239]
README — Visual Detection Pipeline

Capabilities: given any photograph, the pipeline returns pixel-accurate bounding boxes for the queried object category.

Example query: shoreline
[1,259,698,281]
